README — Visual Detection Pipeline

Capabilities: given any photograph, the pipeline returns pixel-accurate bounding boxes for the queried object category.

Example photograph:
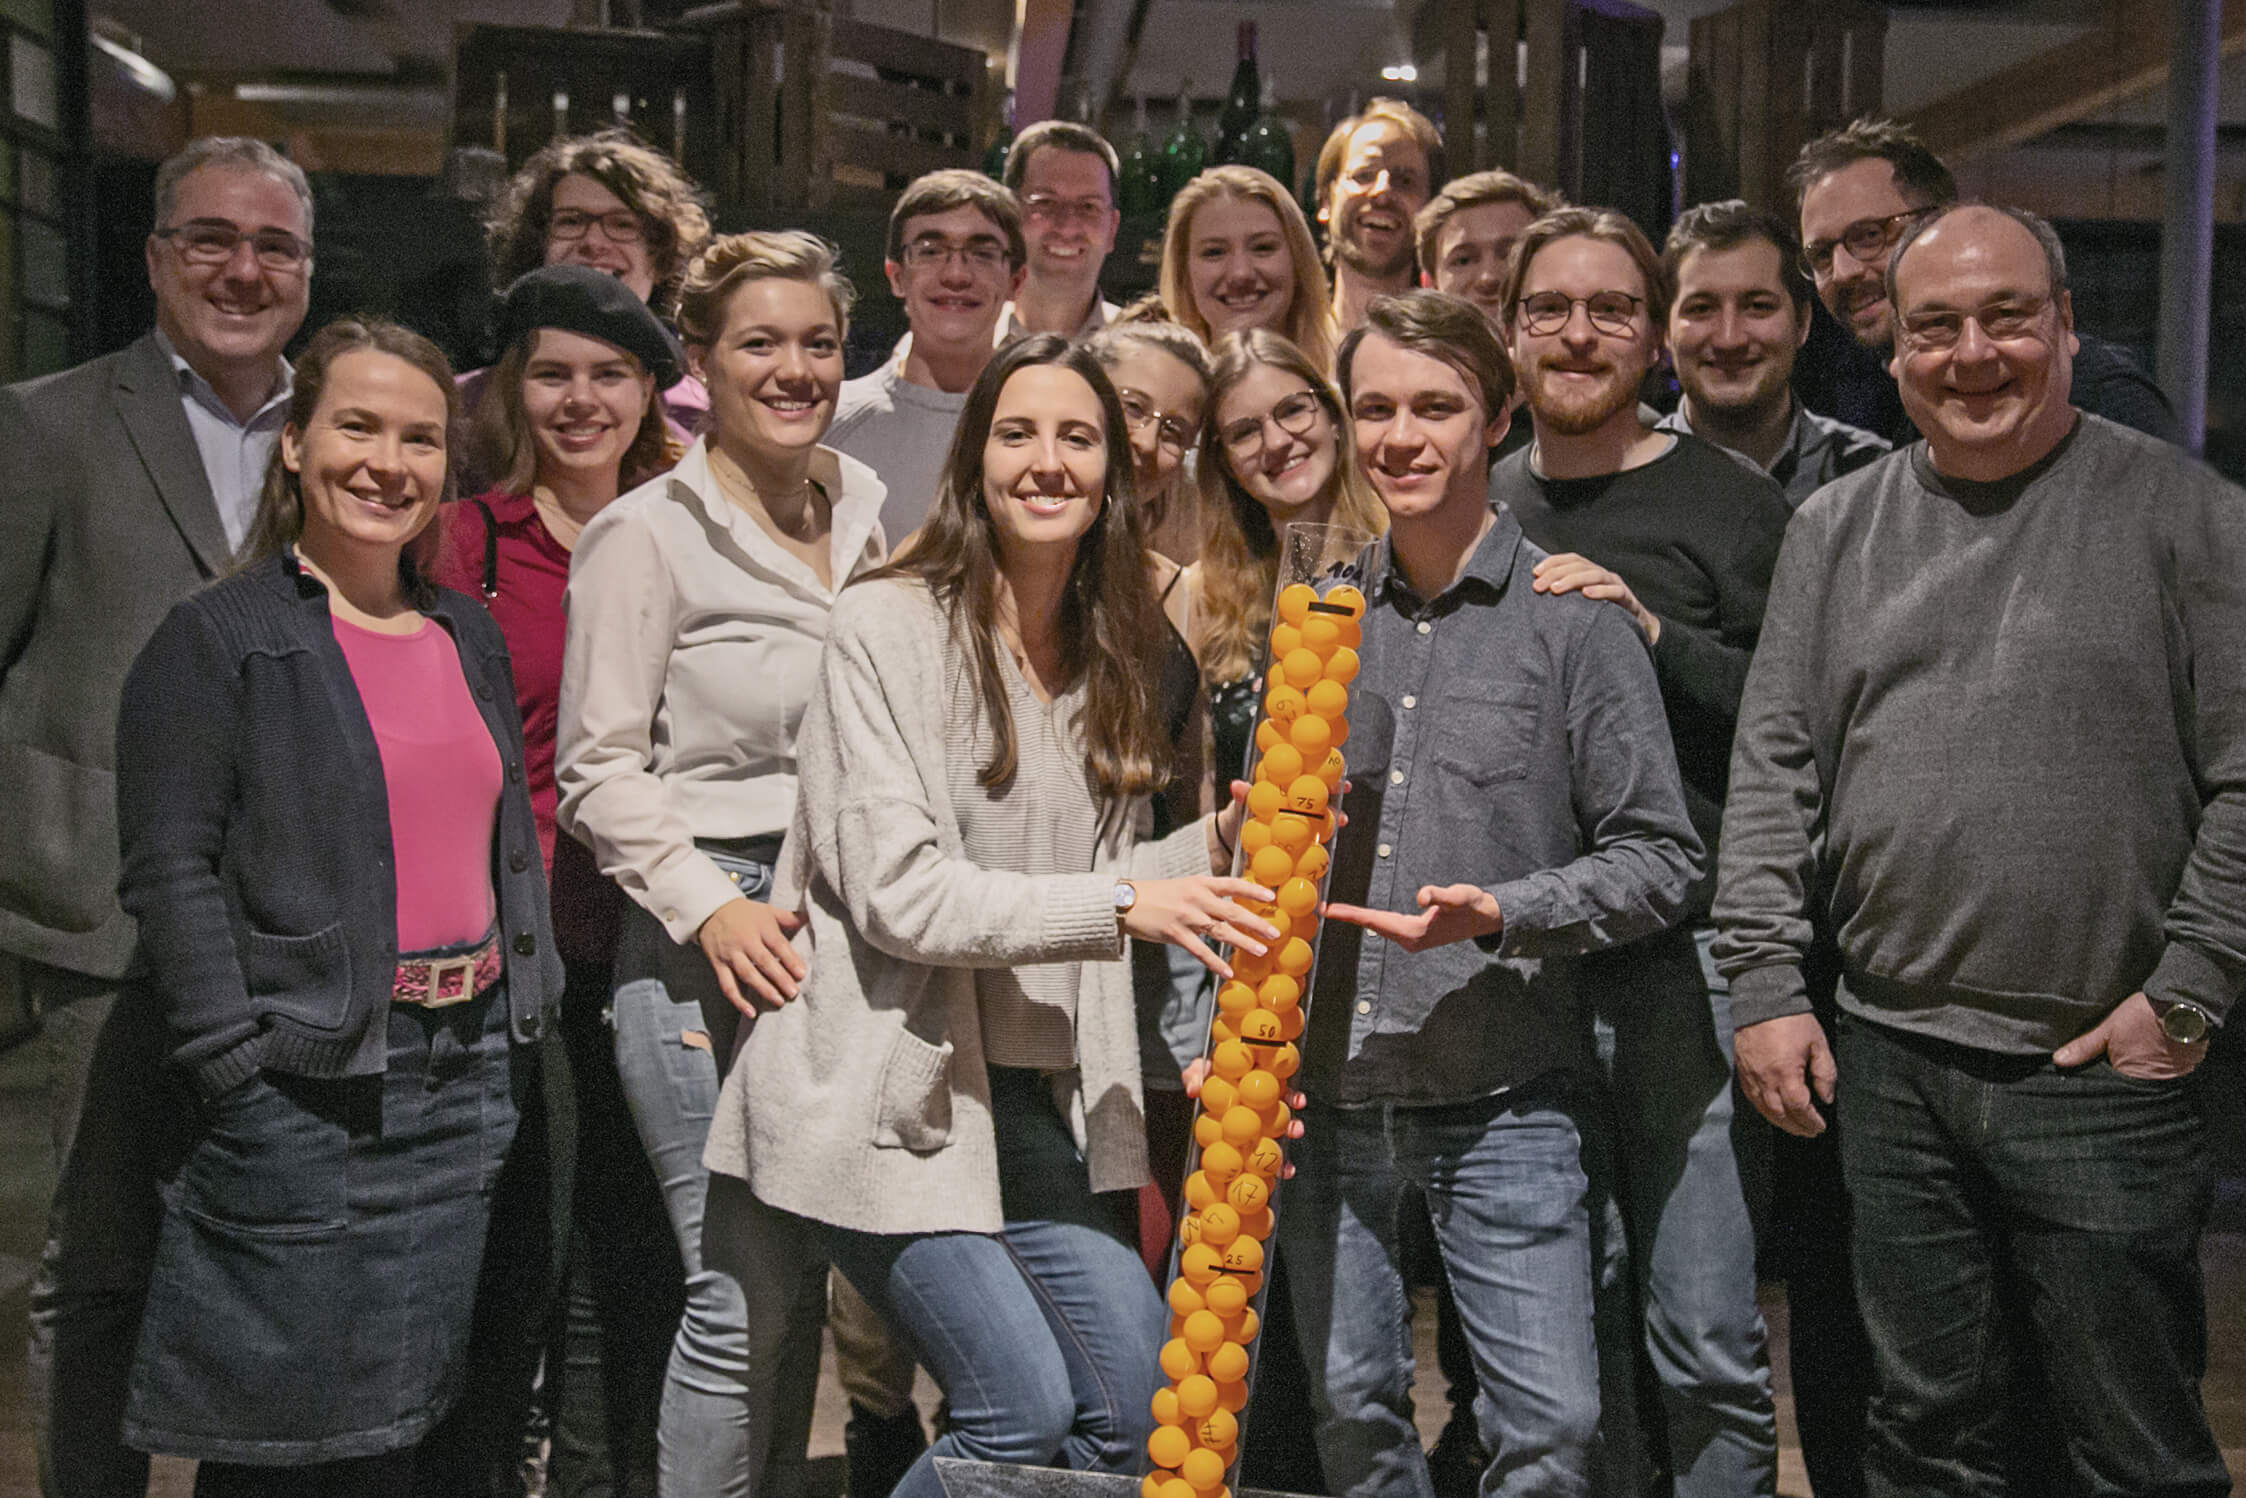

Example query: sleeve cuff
[2144,941,2236,1027]
[1729,964,1814,1028]
[1476,878,1549,954]
[189,1031,267,1101]
[648,853,760,946]
[1045,874,1128,962]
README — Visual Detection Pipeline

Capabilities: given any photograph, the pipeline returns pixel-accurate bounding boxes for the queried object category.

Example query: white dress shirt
[556,437,888,944]
[157,330,292,551]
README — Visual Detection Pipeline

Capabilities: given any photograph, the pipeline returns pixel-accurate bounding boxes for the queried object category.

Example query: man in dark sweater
[1790,117,2177,446]
[1488,206,1787,1498]
[1715,204,2241,1498]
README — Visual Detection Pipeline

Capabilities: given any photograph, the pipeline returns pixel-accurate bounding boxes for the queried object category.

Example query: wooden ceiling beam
[1902,6,2246,163]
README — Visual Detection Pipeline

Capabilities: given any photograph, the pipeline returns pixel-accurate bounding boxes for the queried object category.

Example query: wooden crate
[1683,0,1885,212]
[450,22,719,186]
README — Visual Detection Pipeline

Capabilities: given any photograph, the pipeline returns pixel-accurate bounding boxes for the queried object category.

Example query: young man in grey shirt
[1289,290,1702,1498]
[1716,204,2243,1497]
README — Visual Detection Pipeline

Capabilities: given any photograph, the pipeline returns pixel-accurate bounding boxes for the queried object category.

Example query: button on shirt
[1302,509,1703,1107]
[160,331,292,551]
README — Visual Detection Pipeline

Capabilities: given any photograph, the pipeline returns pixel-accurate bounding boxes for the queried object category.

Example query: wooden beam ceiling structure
[1901,3,2246,164]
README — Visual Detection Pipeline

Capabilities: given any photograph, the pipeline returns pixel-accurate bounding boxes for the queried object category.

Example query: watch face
[2161,1003,2211,1045]
[1114,882,1136,913]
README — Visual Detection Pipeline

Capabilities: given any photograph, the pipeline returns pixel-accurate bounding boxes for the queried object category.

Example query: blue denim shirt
[1302,508,1704,1107]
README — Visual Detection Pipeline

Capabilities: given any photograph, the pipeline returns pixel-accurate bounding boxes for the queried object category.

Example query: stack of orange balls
[1143,581,1365,1498]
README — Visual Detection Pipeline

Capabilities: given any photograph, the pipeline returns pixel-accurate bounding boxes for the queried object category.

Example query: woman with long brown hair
[1158,166,1337,379]
[1185,328,1386,785]
[705,335,1278,1498]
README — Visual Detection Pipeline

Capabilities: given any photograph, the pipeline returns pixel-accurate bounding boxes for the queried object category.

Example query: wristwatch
[1113,881,1138,927]
[2154,997,2214,1046]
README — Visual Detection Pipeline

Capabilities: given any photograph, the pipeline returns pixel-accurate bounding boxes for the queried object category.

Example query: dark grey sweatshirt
[1713,415,2246,1053]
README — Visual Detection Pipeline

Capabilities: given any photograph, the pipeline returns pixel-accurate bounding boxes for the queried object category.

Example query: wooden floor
[0,1037,2238,1497]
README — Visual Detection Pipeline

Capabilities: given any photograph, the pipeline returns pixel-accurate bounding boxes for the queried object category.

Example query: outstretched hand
[1323,883,1501,952]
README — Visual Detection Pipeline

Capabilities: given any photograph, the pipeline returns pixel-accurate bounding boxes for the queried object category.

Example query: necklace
[709,446,827,537]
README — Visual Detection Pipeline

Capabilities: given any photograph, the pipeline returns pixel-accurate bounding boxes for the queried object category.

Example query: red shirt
[437,489,623,964]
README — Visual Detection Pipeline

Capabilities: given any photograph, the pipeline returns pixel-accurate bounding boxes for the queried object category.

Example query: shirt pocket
[242,920,354,1033]
[1428,683,1544,787]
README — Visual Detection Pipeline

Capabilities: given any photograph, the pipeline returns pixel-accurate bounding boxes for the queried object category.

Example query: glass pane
[20,212,61,307]
[0,0,53,39]
[22,306,66,375]
[17,145,51,215]
[12,35,57,130]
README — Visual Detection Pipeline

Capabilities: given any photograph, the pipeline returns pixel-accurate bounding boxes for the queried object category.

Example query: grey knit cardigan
[704,577,1211,1236]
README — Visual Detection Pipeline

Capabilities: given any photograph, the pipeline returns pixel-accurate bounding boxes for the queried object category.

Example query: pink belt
[393,936,502,1007]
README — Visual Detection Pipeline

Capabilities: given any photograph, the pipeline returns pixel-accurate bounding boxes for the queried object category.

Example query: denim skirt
[123,983,522,1465]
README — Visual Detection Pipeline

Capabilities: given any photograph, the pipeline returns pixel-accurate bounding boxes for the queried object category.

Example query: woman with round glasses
[1158,166,1336,379]
[1184,328,1384,787]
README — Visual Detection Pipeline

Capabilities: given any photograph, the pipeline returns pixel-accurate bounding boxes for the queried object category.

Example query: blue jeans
[612,868,826,1498]
[1835,1013,2227,1498]
[824,1067,1165,1498]
[1584,927,1775,1497]
[1280,1077,1602,1498]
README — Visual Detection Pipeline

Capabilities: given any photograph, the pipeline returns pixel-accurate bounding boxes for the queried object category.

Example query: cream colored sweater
[703,576,1212,1236]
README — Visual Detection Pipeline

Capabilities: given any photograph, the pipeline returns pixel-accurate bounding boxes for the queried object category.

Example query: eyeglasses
[152,221,310,271]
[899,237,1011,272]
[1219,390,1326,457]
[1118,390,1197,455]
[549,208,648,244]
[1800,210,1923,279]
[1513,291,1645,337]
[1897,296,2053,353]
[1023,194,1112,226]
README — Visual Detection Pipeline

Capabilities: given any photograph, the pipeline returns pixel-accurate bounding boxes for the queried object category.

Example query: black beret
[498,264,685,390]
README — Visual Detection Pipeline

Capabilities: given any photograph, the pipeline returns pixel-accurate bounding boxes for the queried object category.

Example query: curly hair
[486,130,712,317]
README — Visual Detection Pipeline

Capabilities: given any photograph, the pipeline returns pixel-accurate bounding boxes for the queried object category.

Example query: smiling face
[980,364,1110,562]
[1106,344,1207,494]
[284,349,449,564]
[146,166,311,385]
[1889,207,2077,482]
[1347,332,1505,524]
[1188,195,1298,337]
[520,327,653,490]
[1508,234,1659,439]
[1323,121,1431,282]
[545,172,658,303]
[1017,146,1120,295]
[1799,157,1921,350]
[1668,238,1807,424]
[1432,200,1538,325]
[886,203,1021,352]
[1215,362,1339,523]
[694,275,846,462]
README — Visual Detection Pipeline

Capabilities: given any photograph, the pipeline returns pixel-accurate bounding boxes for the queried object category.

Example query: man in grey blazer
[0,134,311,1496]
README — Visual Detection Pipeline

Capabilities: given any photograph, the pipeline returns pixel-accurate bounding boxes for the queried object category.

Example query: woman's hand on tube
[696,897,808,1014]
[1122,876,1280,980]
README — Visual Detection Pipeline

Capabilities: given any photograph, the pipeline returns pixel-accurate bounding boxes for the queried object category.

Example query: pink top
[333,616,503,953]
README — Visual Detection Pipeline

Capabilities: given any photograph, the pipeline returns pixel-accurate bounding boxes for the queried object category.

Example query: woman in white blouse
[555,230,880,1498]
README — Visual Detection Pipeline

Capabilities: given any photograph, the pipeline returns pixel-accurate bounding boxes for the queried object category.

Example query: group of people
[1,86,2236,1498]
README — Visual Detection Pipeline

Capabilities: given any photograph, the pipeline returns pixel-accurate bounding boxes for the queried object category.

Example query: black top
[1490,433,1791,913]
[115,552,564,1098]
[1305,510,1702,1105]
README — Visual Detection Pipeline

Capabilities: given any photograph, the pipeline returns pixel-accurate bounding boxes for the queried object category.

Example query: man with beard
[1489,206,1787,1498]
[1791,117,2174,445]
[1656,200,1886,507]
[1315,99,1443,334]
[1717,202,2239,1498]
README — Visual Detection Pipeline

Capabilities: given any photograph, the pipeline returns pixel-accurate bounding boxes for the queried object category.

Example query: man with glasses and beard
[1790,117,2174,445]
[1488,207,1788,1498]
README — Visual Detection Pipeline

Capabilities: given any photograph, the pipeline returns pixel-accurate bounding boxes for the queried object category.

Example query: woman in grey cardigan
[706,337,1276,1498]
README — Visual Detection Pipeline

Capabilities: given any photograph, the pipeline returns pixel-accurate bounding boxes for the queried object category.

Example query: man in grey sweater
[1714,203,2243,1497]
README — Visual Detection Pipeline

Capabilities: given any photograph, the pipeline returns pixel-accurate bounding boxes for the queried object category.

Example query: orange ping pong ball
[1153,1385,1185,1425]
[1277,583,1316,626]
[1168,1278,1206,1317]
[1323,647,1360,684]
[1236,1206,1274,1242]
[1257,973,1301,1011]
[1293,843,1330,882]
[1285,775,1329,817]
[1246,1136,1285,1176]
[1208,1341,1251,1385]
[1177,1213,1202,1247]
[1258,742,1304,786]
[1227,1172,1270,1213]
[1305,679,1348,720]
[1181,1448,1227,1492]
[1144,1472,1165,1498]
[1237,1009,1282,1045]
[1275,878,1318,918]
[1196,1203,1242,1248]
[1279,1006,1305,1041]
[1314,747,1345,790]
[1230,1306,1261,1342]
[1200,1139,1243,1184]
[1238,820,1272,858]
[1203,1275,1248,1317]
[1263,684,1304,726]
[1216,1378,1249,1413]
[1268,621,1302,659]
[1254,720,1281,754]
[1159,1480,1195,1498]
[1194,1114,1222,1149]
[1289,713,1331,757]
[1276,938,1313,977]
[1183,1309,1227,1354]
[1267,1043,1300,1080]
[1197,1408,1240,1453]
[1216,981,1256,1020]
[1211,1040,1252,1082]
[1220,1236,1265,1274]
[1299,614,1341,656]
[1269,814,1313,858]
[1323,584,1366,618]
[1148,1423,1192,1470]
[1160,1337,1199,1379]
[1177,1372,1220,1419]
[1281,649,1323,690]
[1181,1244,1221,1285]
[1221,1105,1263,1149]
[1245,780,1283,822]
[1247,842,1293,891]
[1237,1069,1280,1110]
[1184,1171,1217,1210]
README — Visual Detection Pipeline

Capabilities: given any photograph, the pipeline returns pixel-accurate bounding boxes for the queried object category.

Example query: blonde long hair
[1159,167,1337,379]
[1194,329,1385,685]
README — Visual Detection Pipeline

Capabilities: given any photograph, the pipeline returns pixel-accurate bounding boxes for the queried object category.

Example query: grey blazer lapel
[114,332,230,575]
